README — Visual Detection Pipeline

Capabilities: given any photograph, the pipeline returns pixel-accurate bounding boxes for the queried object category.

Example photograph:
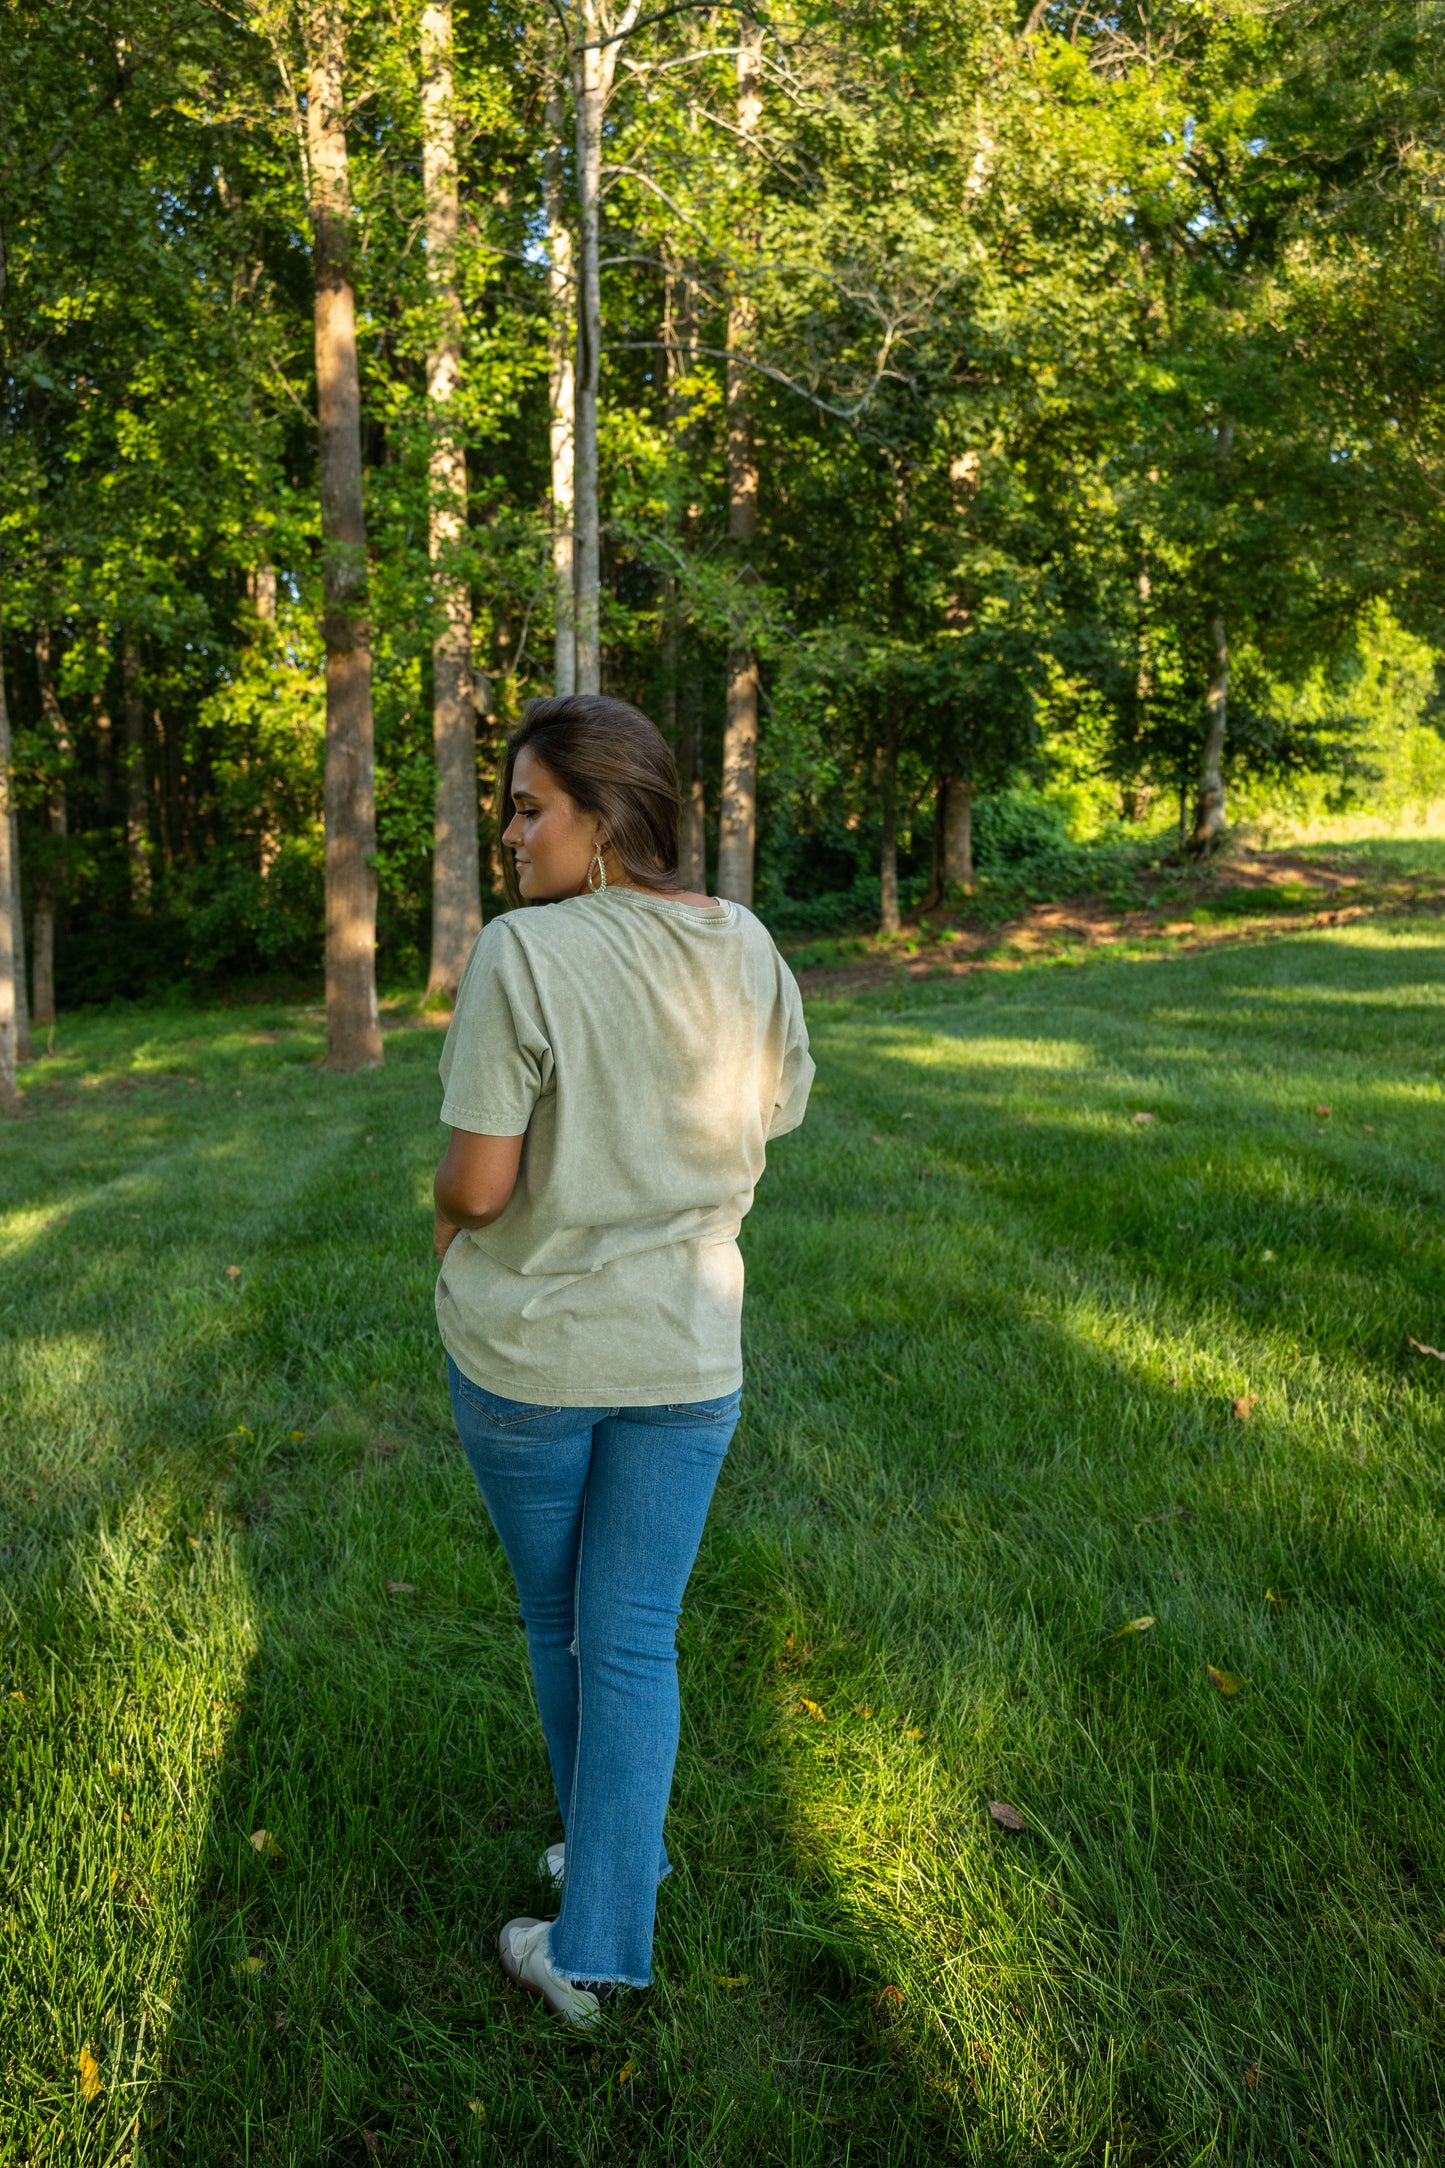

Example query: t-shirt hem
[440,1097,534,1133]
[442,1333,743,1409]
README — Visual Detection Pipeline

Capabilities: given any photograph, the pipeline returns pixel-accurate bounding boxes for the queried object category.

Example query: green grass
[4,922,1445,2165]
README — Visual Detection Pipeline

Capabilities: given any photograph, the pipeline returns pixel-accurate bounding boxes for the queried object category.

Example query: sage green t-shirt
[435,886,814,1407]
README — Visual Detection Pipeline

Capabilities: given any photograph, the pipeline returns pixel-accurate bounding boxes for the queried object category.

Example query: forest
[2,0,1444,1071]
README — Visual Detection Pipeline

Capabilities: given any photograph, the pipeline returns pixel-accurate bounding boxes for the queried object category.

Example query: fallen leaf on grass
[1265,1588,1290,1607]
[1232,1395,1258,1421]
[1408,1338,1445,1363]
[714,1975,749,1988]
[385,1580,416,1594]
[467,2100,487,2119]
[1315,1103,1331,1118]
[1132,1111,1156,1126]
[1113,1615,1156,1637]
[988,1800,1025,1831]
[78,2044,103,2102]
[232,1955,267,1976]
[874,1984,906,2020]
[226,1265,241,1280]
[798,1698,826,1721]
[248,1828,279,1856]
[869,1133,884,1145]
[1206,1666,1243,1696]
[360,2132,382,2159]
[617,2060,637,2086]
[1245,2063,1259,2091]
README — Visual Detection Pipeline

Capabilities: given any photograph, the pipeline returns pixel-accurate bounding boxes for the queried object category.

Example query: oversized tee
[435,885,814,1406]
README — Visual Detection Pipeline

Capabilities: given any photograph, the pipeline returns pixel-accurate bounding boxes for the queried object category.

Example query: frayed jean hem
[552,1963,654,1992]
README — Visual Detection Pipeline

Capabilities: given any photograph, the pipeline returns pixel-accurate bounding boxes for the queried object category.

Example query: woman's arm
[433,1128,525,1259]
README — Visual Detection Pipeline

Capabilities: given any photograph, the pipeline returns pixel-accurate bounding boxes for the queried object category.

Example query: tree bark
[0,625,19,1106]
[715,14,764,908]
[678,667,706,891]
[95,693,114,822]
[569,4,639,694]
[422,0,481,999]
[32,624,69,1030]
[544,52,576,697]
[1188,418,1233,857]
[1189,609,1229,854]
[308,2,383,1069]
[943,774,973,888]
[879,696,900,936]
[122,632,151,905]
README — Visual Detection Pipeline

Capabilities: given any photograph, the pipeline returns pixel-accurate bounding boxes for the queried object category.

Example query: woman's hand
[434,1208,466,1261]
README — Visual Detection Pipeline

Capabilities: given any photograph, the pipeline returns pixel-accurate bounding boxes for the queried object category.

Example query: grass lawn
[4,918,1445,2165]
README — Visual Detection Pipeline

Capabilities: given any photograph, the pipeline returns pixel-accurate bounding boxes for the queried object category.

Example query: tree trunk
[1188,418,1233,858]
[715,14,764,908]
[943,774,973,888]
[95,693,113,821]
[32,624,69,1030]
[663,249,705,889]
[879,698,900,937]
[678,667,706,891]
[544,53,576,697]
[1189,610,1229,854]
[0,626,19,1105]
[308,2,383,1069]
[122,633,151,905]
[422,0,481,999]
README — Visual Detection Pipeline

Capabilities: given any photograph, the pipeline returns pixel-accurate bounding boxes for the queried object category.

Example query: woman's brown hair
[498,695,684,908]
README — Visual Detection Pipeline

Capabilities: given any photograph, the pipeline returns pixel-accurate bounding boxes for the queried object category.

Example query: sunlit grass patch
[4,919,1445,2163]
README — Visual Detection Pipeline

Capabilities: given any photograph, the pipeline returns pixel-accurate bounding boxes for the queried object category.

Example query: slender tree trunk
[422,0,481,998]
[32,624,69,1030]
[9,787,28,1064]
[879,697,900,936]
[95,693,114,821]
[716,15,764,907]
[678,668,706,891]
[308,2,383,1069]
[943,774,973,888]
[569,2,642,693]
[0,626,18,1105]
[248,570,281,874]
[663,248,705,889]
[544,55,576,697]
[1189,610,1229,854]
[1188,418,1233,857]
[122,633,151,905]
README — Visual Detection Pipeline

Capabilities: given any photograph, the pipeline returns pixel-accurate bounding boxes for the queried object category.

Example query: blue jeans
[446,1356,741,1988]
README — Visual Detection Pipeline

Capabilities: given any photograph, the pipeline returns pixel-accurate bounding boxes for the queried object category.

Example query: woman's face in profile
[503,747,603,901]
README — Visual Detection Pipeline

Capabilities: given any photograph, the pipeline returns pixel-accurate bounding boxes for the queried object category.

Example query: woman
[432,694,813,2027]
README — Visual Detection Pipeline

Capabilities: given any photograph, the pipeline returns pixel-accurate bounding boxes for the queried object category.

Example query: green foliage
[4,0,1445,999]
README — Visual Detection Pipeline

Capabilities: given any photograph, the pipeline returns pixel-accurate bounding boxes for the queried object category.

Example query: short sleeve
[766,966,814,1140]
[438,920,552,1134]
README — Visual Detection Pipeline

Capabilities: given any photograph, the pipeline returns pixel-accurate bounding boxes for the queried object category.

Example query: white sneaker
[537,1842,565,1889]
[497,1916,601,2028]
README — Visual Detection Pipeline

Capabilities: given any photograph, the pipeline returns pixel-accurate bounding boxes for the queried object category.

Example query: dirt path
[794,848,1444,1000]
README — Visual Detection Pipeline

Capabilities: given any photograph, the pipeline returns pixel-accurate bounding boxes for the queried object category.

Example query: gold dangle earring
[587,843,608,894]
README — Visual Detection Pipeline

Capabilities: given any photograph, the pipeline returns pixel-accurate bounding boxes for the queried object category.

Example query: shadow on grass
[6,930,1445,2164]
